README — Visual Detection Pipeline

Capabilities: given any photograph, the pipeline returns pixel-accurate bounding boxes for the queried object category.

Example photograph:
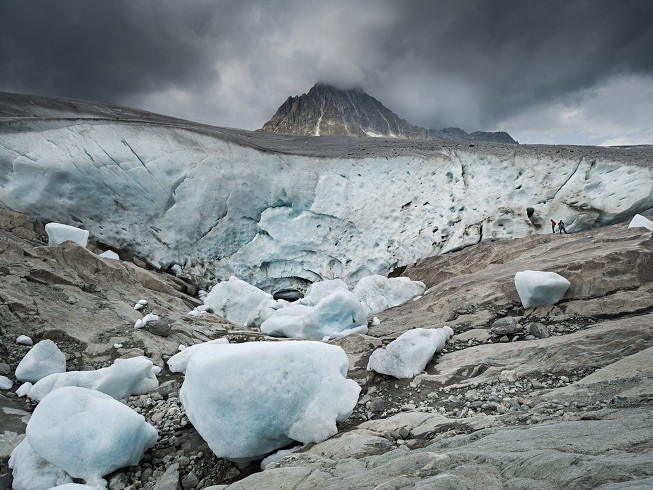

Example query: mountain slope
[431,126,519,144]
[259,84,433,139]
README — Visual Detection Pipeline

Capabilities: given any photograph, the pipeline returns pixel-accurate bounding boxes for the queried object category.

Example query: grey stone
[181,471,199,490]
[530,322,550,339]
[153,463,180,490]
[371,397,385,412]
[146,320,172,337]
[0,363,10,375]
[108,473,129,490]
[490,317,523,336]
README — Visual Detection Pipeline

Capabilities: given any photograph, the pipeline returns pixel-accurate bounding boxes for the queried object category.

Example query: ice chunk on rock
[25,386,157,488]
[16,335,33,346]
[9,438,73,490]
[628,214,653,231]
[367,327,454,378]
[204,276,275,326]
[0,375,13,390]
[28,356,158,402]
[261,289,367,339]
[180,341,360,462]
[16,382,32,397]
[167,338,229,373]
[515,270,571,309]
[45,223,89,247]
[98,250,119,260]
[354,275,426,316]
[299,279,349,306]
[15,339,66,383]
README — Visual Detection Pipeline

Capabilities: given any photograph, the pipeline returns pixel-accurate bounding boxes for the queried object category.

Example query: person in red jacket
[550,219,556,233]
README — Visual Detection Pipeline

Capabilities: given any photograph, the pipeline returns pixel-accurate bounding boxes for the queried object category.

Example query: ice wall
[1,119,651,291]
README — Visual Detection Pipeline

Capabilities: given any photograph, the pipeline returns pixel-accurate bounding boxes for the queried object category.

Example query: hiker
[558,219,568,234]
[550,219,556,233]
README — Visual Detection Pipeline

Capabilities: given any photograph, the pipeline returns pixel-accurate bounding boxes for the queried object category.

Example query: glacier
[1,117,652,292]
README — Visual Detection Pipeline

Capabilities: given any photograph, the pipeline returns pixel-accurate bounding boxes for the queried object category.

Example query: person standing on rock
[550,219,556,233]
[558,219,568,234]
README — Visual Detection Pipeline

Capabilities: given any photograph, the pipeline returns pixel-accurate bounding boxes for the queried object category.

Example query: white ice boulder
[628,214,653,231]
[204,276,274,326]
[16,335,33,346]
[45,223,89,247]
[98,250,119,260]
[384,277,426,307]
[9,438,73,490]
[514,270,571,309]
[28,356,158,402]
[25,386,157,488]
[367,326,454,379]
[16,382,32,397]
[167,338,229,373]
[15,339,66,383]
[180,341,360,462]
[261,289,367,339]
[0,375,13,390]
[258,304,312,338]
[353,275,426,316]
[299,279,349,306]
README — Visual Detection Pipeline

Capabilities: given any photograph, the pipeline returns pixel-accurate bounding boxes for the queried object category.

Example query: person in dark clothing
[558,219,568,234]
[550,219,556,233]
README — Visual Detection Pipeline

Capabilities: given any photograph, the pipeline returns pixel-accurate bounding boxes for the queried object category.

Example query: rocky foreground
[1,208,652,489]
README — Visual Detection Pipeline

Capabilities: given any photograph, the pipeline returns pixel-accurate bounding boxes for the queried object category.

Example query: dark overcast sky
[1,0,651,145]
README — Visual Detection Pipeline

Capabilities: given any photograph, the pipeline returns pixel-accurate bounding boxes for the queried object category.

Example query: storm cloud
[1,0,651,144]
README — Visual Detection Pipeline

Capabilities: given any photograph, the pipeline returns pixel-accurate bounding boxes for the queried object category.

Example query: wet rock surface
[1,209,652,488]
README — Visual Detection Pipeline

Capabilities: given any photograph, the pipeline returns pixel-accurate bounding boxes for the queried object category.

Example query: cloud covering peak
[1,0,651,145]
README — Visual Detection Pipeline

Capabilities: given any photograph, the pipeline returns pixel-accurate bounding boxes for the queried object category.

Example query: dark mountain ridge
[260,83,518,144]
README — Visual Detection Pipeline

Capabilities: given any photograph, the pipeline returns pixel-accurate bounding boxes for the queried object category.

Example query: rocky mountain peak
[259,83,434,139]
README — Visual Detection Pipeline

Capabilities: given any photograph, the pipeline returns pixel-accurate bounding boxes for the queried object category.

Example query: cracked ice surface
[1,120,652,290]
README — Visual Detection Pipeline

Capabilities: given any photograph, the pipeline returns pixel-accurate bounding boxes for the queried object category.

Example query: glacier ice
[260,445,302,470]
[0,375,12,389]
[166,338,229,373]
[1,121,651,292]
[23,386,157,488]
[15,339,66,383]
[98,249,119,260]
[367,327,454,378]
[354,275,426,316]
[16,381,32,397]
[16,335,33,346]
[179,341,360,462]
[628,214,653,231]
[45,223,89,247]
[261,289,367,339]
[134,312,159,329]
[28,356,158,402]
[514,270,571,308]
[203,276,277,327]
[299,278,349,306]
[9,438,73,490]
